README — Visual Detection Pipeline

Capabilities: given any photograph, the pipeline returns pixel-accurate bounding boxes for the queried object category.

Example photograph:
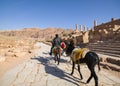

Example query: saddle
[52,46,62,55]
[70,48,89,62]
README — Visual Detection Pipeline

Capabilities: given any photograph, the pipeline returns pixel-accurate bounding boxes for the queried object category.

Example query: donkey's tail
[98,57,101,71]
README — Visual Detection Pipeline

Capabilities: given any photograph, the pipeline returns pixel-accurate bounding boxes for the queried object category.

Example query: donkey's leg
[57,55,60,65]
[71,61,75,75]
[56,55,59,64]
[86,63,94,83]
[86,72,92,83]
[54,56,56,63]
[78,64,83,79]
[54,55,57,63]
[92,69,98,86]
[86,65,93,83]
[87,66,98,86]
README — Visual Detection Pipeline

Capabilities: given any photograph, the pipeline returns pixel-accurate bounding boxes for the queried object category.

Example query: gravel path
[0,42,120,86]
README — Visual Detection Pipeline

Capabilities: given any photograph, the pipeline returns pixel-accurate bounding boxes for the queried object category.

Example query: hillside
[0,27,74,63]
[0,28,74,41]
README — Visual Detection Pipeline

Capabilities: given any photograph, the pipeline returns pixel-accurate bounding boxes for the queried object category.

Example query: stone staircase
[87,41,120,57]
[87,41,120,72]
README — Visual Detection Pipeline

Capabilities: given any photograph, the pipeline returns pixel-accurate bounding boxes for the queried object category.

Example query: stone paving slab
[0,42,120,86]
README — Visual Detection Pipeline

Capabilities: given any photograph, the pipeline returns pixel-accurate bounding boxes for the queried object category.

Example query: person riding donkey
[49,34,61,55]
[61,40,66,55]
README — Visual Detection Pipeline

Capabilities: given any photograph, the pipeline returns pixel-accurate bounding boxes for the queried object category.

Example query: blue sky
[0,0,120,30]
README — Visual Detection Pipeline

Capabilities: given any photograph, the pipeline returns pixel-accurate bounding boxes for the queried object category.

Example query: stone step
[90,43,120,46]
[89,41,120,45]
[98,54,120,65]
[87,41,120,57]
[91,48,120,55]
[99,53,120,72]
[89,41,120,44]
[95,51,120,57]
[89,47,120,51]
[100,62,120,72]
[88,44,120,48]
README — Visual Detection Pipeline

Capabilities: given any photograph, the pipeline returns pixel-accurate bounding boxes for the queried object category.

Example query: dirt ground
[0,42,120,86]
[0,54,120,78]
[0,57,119,79]
[0,51,35,78]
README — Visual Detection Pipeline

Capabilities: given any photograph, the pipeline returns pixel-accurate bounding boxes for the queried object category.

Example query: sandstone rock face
[89,19,120,43]
[0,28,73,42]
[0,56,6,62]
[0,35,35,62]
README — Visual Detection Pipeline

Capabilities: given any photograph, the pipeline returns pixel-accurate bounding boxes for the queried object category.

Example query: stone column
[76,24,78,30]
[111,18,115,21]
[84,26,86,32]
[87,27,89,31]
[80,25,82,32]
[94,20,97,27]
[92,28,94,31]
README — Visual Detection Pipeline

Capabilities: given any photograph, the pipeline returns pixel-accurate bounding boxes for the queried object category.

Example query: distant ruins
[72,18,120,45]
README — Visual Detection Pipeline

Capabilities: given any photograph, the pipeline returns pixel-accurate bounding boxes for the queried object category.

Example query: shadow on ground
[31,56,86,86]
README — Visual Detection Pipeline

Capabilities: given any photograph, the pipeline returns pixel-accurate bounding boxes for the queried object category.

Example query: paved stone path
[0,42,120,86]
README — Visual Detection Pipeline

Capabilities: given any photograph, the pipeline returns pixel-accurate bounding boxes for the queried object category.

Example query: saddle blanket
[70,48,89,62]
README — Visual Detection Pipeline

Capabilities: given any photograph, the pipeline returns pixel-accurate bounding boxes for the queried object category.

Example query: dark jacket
[53,37,61,46]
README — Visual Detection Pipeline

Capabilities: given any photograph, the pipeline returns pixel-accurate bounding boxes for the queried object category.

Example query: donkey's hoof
[70,73,73,75]
[80,78,83,80]
[86,81,89,83]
